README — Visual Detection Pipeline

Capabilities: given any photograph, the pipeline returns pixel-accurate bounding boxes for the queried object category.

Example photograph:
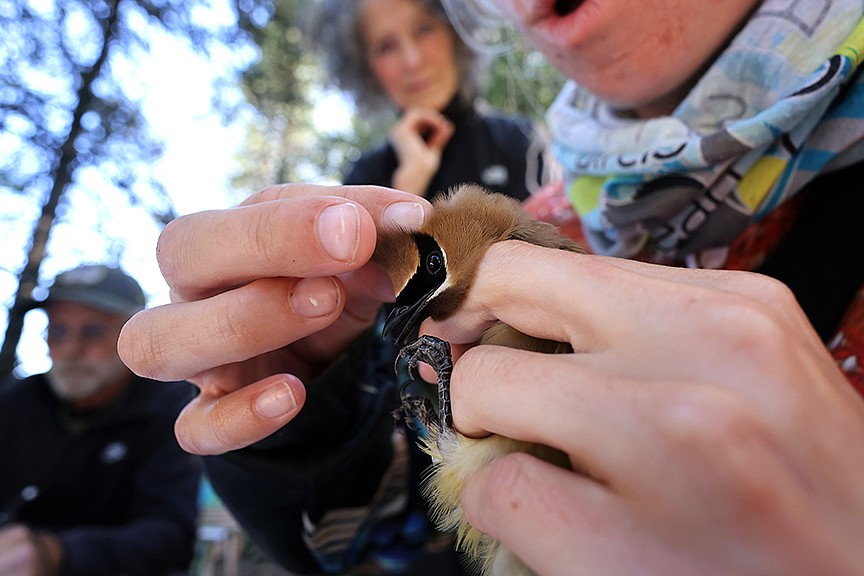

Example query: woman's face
[493,0,760,117]
[362,0,460,111]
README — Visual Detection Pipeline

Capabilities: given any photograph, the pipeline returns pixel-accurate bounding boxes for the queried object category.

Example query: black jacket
[755,160,864,342]
[0,374,201,576]
[344,101,548,201]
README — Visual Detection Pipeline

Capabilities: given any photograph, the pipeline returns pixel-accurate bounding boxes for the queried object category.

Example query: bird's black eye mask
[395,234,446,310]
[384,234,447,345]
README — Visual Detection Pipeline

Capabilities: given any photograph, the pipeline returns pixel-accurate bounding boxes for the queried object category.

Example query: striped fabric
[302,431,413,572]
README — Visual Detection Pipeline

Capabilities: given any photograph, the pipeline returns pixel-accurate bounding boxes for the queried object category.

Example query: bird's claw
[396,335,454,433]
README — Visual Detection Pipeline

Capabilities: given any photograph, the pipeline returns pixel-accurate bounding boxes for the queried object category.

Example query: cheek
[87,354,129,383]
[539,27,698,110]
[436,48,460,94]
[83,342,125,365]
[370,58,402,98]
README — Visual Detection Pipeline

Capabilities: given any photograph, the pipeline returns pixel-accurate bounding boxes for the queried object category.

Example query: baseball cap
[41,265,146,317]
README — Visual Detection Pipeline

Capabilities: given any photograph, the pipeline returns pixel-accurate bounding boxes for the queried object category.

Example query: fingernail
[254,380,297,419]
[317,202,360,262]
[290,277,341,318]
[382,202,426,229]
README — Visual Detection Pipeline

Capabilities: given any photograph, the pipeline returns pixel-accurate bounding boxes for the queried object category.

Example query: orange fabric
[831,287,864,395]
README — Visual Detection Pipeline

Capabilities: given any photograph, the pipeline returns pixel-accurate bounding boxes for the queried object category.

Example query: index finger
[243,183,431,221]
[160,184,430,302]
[423,241,804,354]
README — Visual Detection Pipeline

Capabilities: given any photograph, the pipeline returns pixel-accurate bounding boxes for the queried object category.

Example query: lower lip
[407,86,429,96]
[406,79,433,94]
[531,0,595,48]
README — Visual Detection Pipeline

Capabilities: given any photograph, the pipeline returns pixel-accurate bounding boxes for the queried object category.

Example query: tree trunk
[0,0,121,380]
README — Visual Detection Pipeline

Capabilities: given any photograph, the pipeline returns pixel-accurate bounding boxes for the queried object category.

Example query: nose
[400,39,424,70]
[50,334,87,357]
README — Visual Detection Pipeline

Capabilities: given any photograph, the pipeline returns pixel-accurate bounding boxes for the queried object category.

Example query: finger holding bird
[420,240,601,353]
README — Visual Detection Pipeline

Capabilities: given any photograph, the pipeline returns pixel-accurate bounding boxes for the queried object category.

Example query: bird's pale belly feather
[421,426,568,576]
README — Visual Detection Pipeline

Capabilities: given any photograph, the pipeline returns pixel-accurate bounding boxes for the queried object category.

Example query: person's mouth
[526,0,585,20]
[406,77,433,95]
[553,0,584,16]
[525,0,594,47]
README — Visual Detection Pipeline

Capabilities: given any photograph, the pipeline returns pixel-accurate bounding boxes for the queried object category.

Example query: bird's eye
[426,251,443,276]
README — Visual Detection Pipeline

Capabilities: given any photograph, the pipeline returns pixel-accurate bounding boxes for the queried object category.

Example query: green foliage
[230,0,338,190]
[484,47,566,120]
[238,0,311,112]
[231,3,566,188]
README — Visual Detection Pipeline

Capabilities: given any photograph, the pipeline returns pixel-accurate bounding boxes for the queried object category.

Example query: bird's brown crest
[430,184,581,269]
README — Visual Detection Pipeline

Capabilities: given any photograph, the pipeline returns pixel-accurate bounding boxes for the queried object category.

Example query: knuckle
[731,271,798,310]
[245,201,322,269]
[205,404,235,453]
[666,389,766,447]
[707,291,790,357]
[209,293,254,344]
[245,204,288,266]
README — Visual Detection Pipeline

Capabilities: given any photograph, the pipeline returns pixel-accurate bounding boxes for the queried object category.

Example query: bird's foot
[396,335,454,433]
[392,394,437,437]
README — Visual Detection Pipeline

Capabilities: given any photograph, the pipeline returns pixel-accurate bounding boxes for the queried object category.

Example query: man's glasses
[45,323,111,345]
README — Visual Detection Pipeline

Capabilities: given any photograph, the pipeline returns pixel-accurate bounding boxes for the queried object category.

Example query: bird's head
[372,184,528,345]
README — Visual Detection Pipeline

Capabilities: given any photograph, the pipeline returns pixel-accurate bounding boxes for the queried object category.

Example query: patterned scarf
[548,0,864,267]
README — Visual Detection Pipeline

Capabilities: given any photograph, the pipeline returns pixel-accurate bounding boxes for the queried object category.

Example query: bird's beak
[383,287,437,346]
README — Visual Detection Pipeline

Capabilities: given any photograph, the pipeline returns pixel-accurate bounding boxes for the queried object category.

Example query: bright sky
[11,10,355,377]
[13,21,251,376]
[142,37,248,216]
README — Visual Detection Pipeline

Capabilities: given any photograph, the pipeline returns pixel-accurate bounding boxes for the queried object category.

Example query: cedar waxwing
[371,184,583,576]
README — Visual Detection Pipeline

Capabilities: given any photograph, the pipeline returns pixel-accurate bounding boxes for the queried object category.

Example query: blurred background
[0,0,565,381]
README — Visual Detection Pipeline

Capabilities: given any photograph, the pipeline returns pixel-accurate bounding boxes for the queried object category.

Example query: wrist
[392,165,434,197]
[31,531,62,576]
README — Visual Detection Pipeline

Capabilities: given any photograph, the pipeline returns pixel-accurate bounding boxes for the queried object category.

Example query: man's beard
[46,357,128,402]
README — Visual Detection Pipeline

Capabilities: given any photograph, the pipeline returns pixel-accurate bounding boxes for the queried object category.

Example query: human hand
[119,184,430,455]
[389,107,454,196]
[422,241,864,576]
[0,525,61,576]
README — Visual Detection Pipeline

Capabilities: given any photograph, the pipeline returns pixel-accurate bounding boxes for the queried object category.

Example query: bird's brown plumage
[373,184,582,344]
[371,184,582,576]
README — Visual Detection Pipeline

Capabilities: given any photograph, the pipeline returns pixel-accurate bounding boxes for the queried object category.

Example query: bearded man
[0,265,200,576]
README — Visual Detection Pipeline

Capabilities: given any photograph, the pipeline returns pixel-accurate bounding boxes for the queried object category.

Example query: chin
[401,93,448,111]
[48,370,101,400]
[557,63,687,117]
